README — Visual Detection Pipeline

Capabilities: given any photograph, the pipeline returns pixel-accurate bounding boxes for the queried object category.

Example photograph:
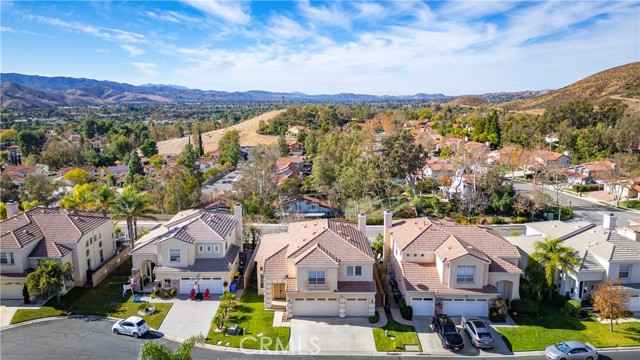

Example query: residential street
[1,318,638,360]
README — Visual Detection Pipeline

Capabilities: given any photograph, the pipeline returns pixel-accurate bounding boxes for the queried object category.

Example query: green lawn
[496,305,640,351]
[372,309,422,352]
[205,291,290,350]
[11,275,171,329]
[620,200,640,210]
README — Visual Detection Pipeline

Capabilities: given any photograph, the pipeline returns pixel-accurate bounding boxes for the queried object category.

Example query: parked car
[431,314,464,351]
[112,316,149,338]
[545,341,598,360]
[460,316,495,349]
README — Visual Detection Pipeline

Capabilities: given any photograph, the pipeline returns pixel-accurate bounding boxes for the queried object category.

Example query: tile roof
[294,244,339,266]
[264,247,288,275]
[535,150,567,161]
[402,262,499,295]
[434,235,490,263]
[337,281,376,293]
[285,277,298,292]
[579,252,605,272]
[154,244,240,273]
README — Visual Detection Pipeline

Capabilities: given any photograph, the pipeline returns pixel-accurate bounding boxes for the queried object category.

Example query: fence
[243,242,260,290]
[90,247,131,287]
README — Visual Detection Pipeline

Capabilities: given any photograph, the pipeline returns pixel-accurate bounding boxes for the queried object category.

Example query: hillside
[445,96,492,108]
[157,109,285,155]
[498,62,640,111]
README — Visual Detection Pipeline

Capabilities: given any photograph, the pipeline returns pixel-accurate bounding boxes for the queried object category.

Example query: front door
[273,283,285,299]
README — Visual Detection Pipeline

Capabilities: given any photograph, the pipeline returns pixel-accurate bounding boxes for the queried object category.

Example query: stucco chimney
[383,210,393,269]
[234,203,243,250]
[358,212,367,234]
[5,201,19,218]
[603,213,616,231]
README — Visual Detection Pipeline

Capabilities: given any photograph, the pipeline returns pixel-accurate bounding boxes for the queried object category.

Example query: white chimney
[234,203,243,250]
[383,210,393,269]
[5,201,19,218]
[358,212,367,234]
[603,213,616,231]
[564,150,571,157]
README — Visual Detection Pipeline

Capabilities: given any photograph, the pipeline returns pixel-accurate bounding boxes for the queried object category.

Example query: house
[286,126,307,137]
[386,212,522,317]
[129,205,243,295]
[422,159,456,184]
[196,157,218,172]
[276,156,305,184]
[604,177,640,201]
[255,216,376,318]
[101,165,128,188]
[0,205,116,300]
[563,161,614,185]
[286,140,304,157]
[59,166,97,178]
[275,195,334,218]
[506,215,640,312]
[545,133,559,144]
[1,165,49,187]
[533,150,571,168]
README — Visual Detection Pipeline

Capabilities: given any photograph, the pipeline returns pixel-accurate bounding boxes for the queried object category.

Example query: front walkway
[157,295,219,339]
[289,317,375,355]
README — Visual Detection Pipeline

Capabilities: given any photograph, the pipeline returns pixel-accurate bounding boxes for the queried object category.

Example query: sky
[1,0,639,95]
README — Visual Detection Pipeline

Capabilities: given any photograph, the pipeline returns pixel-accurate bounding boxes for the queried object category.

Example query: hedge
[510,298,539,315]
[572,184,601,193]
[368,310,380,324]
[563,300,582,317]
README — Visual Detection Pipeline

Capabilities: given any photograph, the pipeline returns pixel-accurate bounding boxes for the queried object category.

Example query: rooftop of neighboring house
[525,220,595,240]
[59,166,96,175]
[561,169,590,180]
[255,219,375,276]
[424,159,456,172]
[580,160,615,172]
[0,208,110,258]
[630,218,640,226]
[131,208,238,256]
[288,125,306,131]
[535,150,568,162]
[276,156,304,170]
[276,195,333,210]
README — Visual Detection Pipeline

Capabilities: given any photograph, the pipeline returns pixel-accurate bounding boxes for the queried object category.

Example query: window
[619,265,631,279]
[87,258,91,270]
[90,238,93,244]
[163,279,171,288]
[213,245,220,253]
[198,245,204,253]
[98,241,102,248]
[112,233,114,239]
[98,233,102,239]
[0,252,14,265]
[456,265,476,283]
[169,249,181,262]
[308,270,326,285]
[86,240,89,247]
[206,245,213,253]
[260,274,264,289]
[347,266,362,277]
[99,249,104,263]
[86,249,90,257]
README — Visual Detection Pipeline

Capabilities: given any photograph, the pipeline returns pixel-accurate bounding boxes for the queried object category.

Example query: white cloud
[298,0,351,29]
[96,48,111,53]
[132,62,158,76]
[145,10,199,25]
[351,2,385,22]
[120,44,145,56]
[25,14,145,43]
[0,26,15,32]
[180,0,250,24]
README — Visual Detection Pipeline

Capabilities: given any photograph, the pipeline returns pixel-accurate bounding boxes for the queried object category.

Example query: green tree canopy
[26,260,73,303]
[530,237,580,288]
[139,138,158,157]
[218,129,241,167]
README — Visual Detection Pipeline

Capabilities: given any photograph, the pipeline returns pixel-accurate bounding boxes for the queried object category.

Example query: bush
[400,305,413,321]
[512,216,527,224]
[548,206,574,221]
[550,292,570,307]
[510,298,539,315]
[150,288,159,299]
[563,300,582,317]
[366,217,384,225]
[572,184,601,193]
[489,308,506,322]
[491,217,506,224]
[368,310,380,324]
[22,285,30,304]
[170,288,177,297]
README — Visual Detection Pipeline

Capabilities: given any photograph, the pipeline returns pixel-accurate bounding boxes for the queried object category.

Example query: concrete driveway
[158,296,219,339]
[414,316,512,356]
[1,300,45,328]
[290,317,375,355]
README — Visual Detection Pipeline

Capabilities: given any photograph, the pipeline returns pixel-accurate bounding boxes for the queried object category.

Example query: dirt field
[157,109,285,155]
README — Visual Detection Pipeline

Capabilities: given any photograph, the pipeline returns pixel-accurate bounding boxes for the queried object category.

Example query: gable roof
[434,235,490,263]
[294,243,339,266]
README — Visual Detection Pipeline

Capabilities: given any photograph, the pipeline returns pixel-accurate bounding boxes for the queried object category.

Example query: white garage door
[179,278,224,294]
[411,297,435,316]
[345,298,370,316]
[443,298,488,317]
[293,298,339,317]
[630,295,640,312]
[1,283,24,300]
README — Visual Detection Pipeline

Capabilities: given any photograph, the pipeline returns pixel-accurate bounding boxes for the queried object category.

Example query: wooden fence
[91,247,131,287]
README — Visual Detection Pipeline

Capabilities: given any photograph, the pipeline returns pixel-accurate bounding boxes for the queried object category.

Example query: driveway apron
[158,297,219,339]
[290,317,375,355]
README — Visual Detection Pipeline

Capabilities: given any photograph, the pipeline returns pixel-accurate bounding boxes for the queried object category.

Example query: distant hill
[445,96,492,108]
[498,62,640,111]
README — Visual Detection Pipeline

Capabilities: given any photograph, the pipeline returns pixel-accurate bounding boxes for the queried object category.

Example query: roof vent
[23,229,31,236]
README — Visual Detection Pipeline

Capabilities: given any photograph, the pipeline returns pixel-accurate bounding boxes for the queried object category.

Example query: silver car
[545,341,598,360]
[112,316,149,338]
[460,316,495,349]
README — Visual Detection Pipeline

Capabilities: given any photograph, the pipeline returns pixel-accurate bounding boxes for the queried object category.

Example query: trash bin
[230,283,237,293]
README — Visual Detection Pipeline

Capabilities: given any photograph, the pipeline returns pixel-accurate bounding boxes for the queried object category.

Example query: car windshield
[443,325,458,334]
[472,321,487,330]
[478,333,492,339]
[136,320,147,327]
[555,342,572,353]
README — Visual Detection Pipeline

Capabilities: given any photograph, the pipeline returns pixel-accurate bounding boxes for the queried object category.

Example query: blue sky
[1,1,639,95]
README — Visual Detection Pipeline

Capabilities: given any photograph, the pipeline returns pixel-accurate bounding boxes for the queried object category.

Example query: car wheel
[586,357,594,360]
[133,332,139,338]
[560,358,566,360]
[112,328,119,335]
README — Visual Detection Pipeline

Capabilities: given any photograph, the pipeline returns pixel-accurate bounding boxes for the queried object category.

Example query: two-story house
[533,150,571,168]
[0,206,115,300]
[255,217,376,318]
[385,211,521,317]
[563,161,614,185]
[275,195,335,218]
[507,215,640,312]
[421,159,455,184]
[130,205,243,295]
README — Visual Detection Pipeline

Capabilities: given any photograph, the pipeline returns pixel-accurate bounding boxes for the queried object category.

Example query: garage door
[1,282,24,300]
[179,278,224,294]
[630,295,640,312]
[293,298,339,317]
[345,298,370,316]
[411,297,435,316]
[442,298,488,317]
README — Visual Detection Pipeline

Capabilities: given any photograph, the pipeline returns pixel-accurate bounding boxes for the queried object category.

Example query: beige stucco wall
[446,256,489,289]
[296,266,338,292]
[156,238,191,267]
[194,241,225,259]
[337,262,373,281]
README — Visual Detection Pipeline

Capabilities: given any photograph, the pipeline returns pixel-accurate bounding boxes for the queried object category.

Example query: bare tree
[540,165,568,219]
[453,144,490,191]
[596,154,639,207]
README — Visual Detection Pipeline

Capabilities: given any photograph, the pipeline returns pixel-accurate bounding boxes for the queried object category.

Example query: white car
[112,316,149,338]
[545,341,598,360]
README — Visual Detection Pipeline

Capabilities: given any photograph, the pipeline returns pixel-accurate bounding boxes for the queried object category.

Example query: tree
[218,129,241,167]
[197,128,204,157]
[21,175,58,206]
[125,150,145,184]
[380,131,427,190]
[305,131,317,157]
[111,135,132,161]
[372,233,383,256]
[615,113,640,153]
[60,183,94,210]
[530,237,580,292]
[176,144,200,180]
[278,134,289,157]
[22,200,39,211]
[89,184,116,217]
[111,187,155,245]
[0,174,20,203]
[139,335,203,360]
[17,130,46,157]
[0,202,6,220]
[139,138,158,157]
[233,144,279,217]
[40,140,85,171]
[63,168,92,186]
[149,154,164,170]
[245,224,261,249]
[24,154,39,166]
[0,128,18,145]
[592,278,632,332]
[219,291,237,319]
[26,260,73,303]
[164,170,201,214]
[597,153,640,207]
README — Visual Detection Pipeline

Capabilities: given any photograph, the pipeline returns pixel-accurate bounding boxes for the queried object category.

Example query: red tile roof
[337,281,376,293]
[294,244,339,266]
[402,262,499,295]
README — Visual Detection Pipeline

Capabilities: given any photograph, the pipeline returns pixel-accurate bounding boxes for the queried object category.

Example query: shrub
[150,288,159,299]
[491,217,505,224]
[366,217,384,225]
[512,216,527,224]
[22,285,30,304]
[510,298,539,315]
[170,288,177,297]
[550,292,570,307]
[489,308,506,322]
[368,310,380,324]
[572,184,601,193]
[510,230,520,236]
[400,305,413,321]
[563,300,582,317]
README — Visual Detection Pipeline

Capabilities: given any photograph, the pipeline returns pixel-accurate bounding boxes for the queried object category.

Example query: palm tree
[530,237,580,294]
[245,224,261,249]
[139,335,203,360]
[111,186,155,247]
[89,184,116,217]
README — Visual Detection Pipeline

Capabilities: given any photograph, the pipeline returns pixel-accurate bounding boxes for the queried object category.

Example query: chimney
[358,212,367,234]
[603,213,616,231]
[233,203,243,250]
[383,210,393,269]
[5,201,19,218]
[564,150,571,157]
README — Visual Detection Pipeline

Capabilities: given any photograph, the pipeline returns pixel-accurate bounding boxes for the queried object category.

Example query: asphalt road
[1,318,639,360]
[512,181,639,226]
